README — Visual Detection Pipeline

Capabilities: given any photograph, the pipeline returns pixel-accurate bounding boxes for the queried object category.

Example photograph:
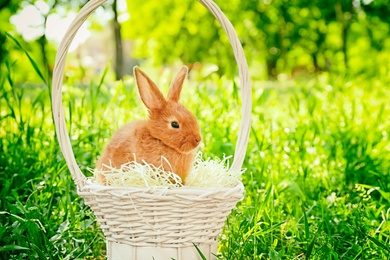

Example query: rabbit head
[134,66,202,154]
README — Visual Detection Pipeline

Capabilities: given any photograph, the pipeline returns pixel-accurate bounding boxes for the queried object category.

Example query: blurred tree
[1,0,89,81]
[334,0,356,70]
[112,0,124,80]
[122,0,240,76]
[361,0,390,51]
[2,0,390,80]
[0,0,19,67]
[120,0,390,78]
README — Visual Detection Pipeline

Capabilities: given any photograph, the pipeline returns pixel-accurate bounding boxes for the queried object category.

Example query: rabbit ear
[134,67,166,110]
[167,66,188,103]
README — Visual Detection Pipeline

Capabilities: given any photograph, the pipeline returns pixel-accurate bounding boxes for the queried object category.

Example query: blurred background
[2,0,390,82]
[1,0,390,259]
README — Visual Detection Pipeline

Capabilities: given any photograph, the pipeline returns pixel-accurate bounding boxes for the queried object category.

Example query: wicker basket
[52,0,251,259]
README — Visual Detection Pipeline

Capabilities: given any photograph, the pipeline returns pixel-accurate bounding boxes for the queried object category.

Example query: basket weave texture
[52,0,251,256]
[81,180,244,247]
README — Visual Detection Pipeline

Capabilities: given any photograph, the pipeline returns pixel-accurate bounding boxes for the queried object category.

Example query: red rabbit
[96,66,202,185]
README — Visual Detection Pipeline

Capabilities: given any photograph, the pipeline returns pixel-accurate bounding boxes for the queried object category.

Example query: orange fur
[96,66,201,185]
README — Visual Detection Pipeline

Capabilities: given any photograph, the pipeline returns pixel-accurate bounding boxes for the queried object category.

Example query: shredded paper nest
[89,153,245,189]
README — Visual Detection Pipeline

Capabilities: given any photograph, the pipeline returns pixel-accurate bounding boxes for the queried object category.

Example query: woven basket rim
[52,0,252,191]
[81,178,244,194]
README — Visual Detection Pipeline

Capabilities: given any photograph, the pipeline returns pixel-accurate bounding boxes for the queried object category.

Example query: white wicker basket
[52,0,251,259]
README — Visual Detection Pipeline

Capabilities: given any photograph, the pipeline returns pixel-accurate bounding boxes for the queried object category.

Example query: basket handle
[52,0,252,191]
[196,0,252,172]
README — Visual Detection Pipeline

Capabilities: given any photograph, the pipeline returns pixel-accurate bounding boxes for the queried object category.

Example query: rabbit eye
[171,121,180,129]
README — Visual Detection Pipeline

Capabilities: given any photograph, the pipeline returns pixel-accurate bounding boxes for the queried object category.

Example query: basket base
[106,241,218,260]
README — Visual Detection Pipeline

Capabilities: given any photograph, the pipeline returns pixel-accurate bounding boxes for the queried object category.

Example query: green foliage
[3,0,390,80]
[1,47,390,258]
[1,0,390,259]
[122,0,390,78]
[0,39,106,259]
[219,73,390,259]
[123,0,238,76]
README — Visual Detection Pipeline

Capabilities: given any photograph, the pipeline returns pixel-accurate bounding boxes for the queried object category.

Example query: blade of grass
[0,245,30,252]
[306,222,323,260]
[302,205,310,241]
[5,33,47,85]
[193,243,207,260]
[349,224,390,254]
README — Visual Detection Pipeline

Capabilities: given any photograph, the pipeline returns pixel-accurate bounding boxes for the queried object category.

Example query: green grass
[219,75,390,259]
[1,48,390,259]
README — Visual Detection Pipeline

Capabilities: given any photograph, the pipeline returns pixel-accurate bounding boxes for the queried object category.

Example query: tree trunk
[113,0,124,80]
[341,23,349,70]
[312,53,319,72]
[335,0,353,71]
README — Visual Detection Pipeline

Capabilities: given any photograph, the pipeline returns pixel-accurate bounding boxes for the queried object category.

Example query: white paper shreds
[89,160,183,189]
[89,152,245,189]
[185,153,245,188]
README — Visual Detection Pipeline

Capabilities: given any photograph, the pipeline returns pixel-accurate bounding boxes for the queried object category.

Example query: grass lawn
[1,57,389,259]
